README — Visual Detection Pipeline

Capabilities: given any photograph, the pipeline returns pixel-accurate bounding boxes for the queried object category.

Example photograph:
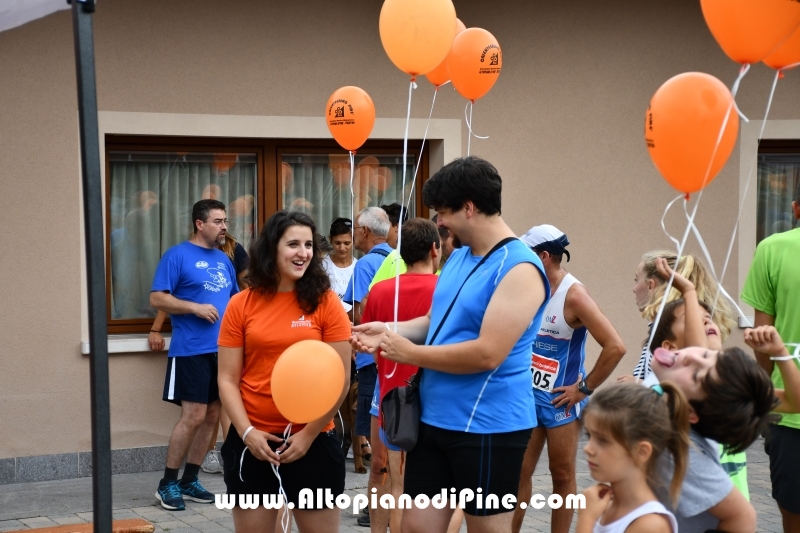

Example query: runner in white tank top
[593,501,677,533]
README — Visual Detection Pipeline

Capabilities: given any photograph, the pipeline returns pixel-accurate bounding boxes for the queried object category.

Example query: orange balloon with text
[326,87,376,152]
[645,72,739,195]
[700,0,800,64]
[447,28,502,101]
[271,340,345,424]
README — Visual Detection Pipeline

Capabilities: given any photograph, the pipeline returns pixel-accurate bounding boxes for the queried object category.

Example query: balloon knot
[684,193,691,201]
[779,70,785,79]
[350,150,356,156]
[410,76,416,82]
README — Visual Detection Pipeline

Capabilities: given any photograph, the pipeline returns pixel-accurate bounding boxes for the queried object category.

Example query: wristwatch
[577,379,594,396]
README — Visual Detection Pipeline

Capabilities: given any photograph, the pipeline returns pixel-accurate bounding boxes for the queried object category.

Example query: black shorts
[404,422,532,516]
[764,424,800,514]
[162,353,219,406]
[355,364,377,437]
[221,427,345,508]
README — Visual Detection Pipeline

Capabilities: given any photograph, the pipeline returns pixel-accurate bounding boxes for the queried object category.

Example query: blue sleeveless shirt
[419,239,549,433]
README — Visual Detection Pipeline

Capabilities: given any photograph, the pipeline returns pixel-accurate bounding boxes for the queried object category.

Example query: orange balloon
[447,28,502,101]
[379,0,456,77]
[701,0,800,64]
[213,154,236,173]
[426,18,467,87]
[271,340,345,424]
[372,167,394,193]
[326,87,376,152]
[764,24,800,70]
[645,73,739,195]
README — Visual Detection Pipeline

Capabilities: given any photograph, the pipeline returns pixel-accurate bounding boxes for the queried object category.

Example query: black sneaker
[155,480,186,511]
[179,477,215,503]
[357,513,370,527]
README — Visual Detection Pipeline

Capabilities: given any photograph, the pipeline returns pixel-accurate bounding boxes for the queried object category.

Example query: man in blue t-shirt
[352,157,549,532]
[344,206,393,456]
[150,199,239,511]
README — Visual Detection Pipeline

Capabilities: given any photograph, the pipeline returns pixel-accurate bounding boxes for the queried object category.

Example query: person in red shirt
[361,217,441,533]
[218,210,351,533]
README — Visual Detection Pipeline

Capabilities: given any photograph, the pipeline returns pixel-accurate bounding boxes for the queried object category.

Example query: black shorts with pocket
[355,363,377,436]
[764,423,800,514]
[221,426,346,508]
[162,352,219,406]
[403,422,532,516]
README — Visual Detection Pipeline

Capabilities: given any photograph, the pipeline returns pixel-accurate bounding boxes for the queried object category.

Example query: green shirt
[720,447,749,500]
[368,250,407,290]
[741,227,800,429]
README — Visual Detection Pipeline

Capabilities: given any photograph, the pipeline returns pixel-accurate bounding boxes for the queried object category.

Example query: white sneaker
[201,450,223,474]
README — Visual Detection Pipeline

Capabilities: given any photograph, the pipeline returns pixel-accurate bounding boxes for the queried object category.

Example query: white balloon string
[709,68,780,321]
[271,423,293,533]
[465,100,489,156]
[642,94,736,379]
[393,79,415,333]
[349,150,356,325]
[681,201,749,322]
[660,195,684,250]
[731,64,751,123]
[405,87,439,214]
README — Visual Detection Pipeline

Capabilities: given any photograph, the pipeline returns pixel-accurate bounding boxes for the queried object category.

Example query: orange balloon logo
[326,86,376,152]
[379,0,457,77]
[700,0,800,64]
[645,72,739,195]
[271,340,345,424]
[764,24,800,71]
[447,28,502,101]
[425,18,467,87]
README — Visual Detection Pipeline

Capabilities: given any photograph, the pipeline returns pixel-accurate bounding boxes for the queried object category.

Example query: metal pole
[70,1,113,532]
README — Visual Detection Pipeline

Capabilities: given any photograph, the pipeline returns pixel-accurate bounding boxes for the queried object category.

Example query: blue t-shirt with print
[420,240,548,433]
[344,242,393,369]
[151,241,239,356]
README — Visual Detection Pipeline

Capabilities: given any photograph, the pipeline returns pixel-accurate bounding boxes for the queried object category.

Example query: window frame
[104,135,428,334]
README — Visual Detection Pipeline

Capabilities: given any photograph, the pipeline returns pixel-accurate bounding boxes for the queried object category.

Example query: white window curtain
[108,152,257,320]
[281,153,416,238]
[757,154,800,243]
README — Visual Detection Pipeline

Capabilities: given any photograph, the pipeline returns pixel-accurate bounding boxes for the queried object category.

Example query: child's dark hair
[690,347,779,453]
[247,210,330,313]
[399,218,440,266]
[649,298,713,353]
[584,382,690,504]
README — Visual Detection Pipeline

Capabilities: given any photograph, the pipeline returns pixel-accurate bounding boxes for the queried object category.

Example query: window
[757,143,800,243]
[104,137,427,333]
[280,152,418,239]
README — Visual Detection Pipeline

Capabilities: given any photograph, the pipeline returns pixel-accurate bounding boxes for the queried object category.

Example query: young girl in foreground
[576,383,689,533]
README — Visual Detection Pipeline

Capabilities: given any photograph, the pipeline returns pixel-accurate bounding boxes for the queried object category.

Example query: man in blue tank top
[352,157,549,532]
[511,225,626,533]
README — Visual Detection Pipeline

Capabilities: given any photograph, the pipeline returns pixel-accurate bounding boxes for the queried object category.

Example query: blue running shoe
[156,480,185,511]
[179,477,215,503]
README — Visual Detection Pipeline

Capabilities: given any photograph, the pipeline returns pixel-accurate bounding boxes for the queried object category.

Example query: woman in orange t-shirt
[218,210,351,533]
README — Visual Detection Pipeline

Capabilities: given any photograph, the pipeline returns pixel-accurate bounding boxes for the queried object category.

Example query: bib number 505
[531,353,559,393]
[532,369,551,390]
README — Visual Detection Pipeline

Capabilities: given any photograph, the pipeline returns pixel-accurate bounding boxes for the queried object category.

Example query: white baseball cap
[519,224,571,262]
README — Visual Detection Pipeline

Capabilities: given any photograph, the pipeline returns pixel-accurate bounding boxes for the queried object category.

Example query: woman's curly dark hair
[246,210,331,314]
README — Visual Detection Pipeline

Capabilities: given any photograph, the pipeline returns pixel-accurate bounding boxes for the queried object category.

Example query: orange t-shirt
[218,289,351,434]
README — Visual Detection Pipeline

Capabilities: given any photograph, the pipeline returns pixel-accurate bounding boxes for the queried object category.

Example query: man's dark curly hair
[247,210,331,314]
[422,156,502,215]
[691,347,779,454]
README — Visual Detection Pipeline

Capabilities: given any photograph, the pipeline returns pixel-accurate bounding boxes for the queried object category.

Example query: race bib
[531,353,559,392]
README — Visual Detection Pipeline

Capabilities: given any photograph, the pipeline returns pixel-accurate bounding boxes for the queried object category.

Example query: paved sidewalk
[0,440,782,533]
